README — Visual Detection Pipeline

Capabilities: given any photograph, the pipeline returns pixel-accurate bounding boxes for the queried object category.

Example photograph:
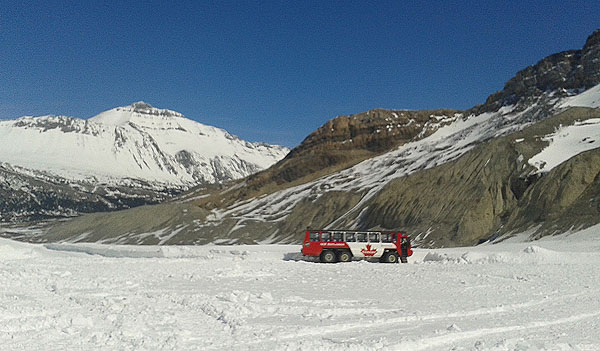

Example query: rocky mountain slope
[0,102,288,222]
[357,107,600,247]
[10,29,600,246]
[219,108,462,207]
[0,162,176,223]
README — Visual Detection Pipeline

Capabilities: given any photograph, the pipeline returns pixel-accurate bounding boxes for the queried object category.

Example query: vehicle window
[357,233,368,242]
[321,232,331,242]
[333,232,344,242]
[392,234,397,243]
[369,233,379,243]
[309,232,320,242]
[345,232,355,242]
[381,233,392,243]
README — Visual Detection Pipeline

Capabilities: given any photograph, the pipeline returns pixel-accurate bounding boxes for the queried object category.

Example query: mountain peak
[131,101,154,111]
[123,101,185,118]
[90,102,186,126]
[471,28,600,115]
[584,29,600,50]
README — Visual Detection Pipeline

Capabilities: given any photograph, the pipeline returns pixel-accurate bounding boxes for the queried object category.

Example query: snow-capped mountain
[0,161,177,223]
[0,102,289,222]
[0,102,288,188]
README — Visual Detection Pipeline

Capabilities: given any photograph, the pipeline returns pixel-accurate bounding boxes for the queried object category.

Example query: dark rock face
[291,109,460,155]
[582,29,600,87]
[14,116,96,134]
[472,29,600,115]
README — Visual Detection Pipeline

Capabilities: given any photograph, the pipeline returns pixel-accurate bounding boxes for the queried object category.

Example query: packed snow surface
[2,225,600,350]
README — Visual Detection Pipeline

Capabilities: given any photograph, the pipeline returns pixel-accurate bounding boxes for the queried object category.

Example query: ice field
[2,225,600,350]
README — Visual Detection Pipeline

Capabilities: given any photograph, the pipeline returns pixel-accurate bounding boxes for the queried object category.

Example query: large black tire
[320,250,337,263]
[337,250,352,263]
[400,256,408,263]
[382,251,399,263]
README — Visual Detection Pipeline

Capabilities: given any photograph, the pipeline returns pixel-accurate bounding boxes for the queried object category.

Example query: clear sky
[1,1,599,147]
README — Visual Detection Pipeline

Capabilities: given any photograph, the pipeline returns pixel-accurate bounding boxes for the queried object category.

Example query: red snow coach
[301,230,413,263]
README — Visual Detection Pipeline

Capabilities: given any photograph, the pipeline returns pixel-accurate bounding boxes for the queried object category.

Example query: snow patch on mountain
[560,83,600,108]
[528,118,600,173]
[0,102,289,188]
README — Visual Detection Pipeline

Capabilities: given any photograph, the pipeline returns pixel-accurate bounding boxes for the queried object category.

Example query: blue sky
[1,1,599,147]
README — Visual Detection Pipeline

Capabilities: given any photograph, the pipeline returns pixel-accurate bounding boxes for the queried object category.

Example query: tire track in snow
[392,310,600,351]
[0,310,61,324]
[243,292,585,344]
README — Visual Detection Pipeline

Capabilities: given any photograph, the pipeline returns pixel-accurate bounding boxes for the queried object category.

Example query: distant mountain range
[3,30,600,247]
[0,102,288,222]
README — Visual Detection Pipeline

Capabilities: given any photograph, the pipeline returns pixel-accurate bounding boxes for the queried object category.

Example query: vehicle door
[367,232,384,258]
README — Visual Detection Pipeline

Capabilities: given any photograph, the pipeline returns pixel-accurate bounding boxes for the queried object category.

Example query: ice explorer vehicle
[301,230,413,263]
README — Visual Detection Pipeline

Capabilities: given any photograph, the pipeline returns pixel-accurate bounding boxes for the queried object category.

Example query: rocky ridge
[473,29,600,115]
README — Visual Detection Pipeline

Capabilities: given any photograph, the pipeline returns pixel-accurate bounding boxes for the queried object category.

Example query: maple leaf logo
[361,244,377,257]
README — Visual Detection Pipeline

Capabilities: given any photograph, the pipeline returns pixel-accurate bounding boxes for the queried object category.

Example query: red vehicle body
[301,230,413,263]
